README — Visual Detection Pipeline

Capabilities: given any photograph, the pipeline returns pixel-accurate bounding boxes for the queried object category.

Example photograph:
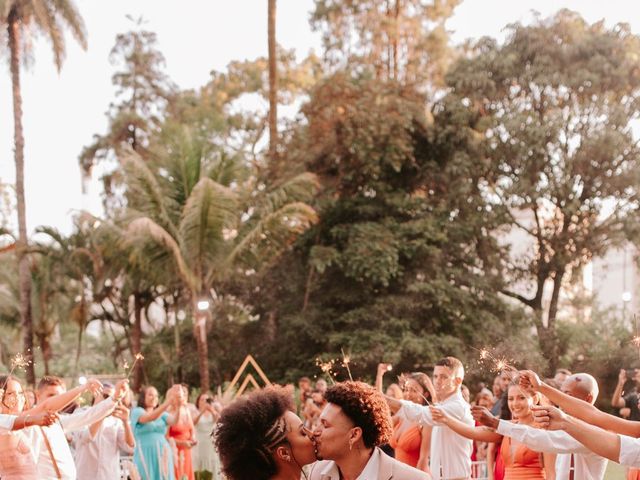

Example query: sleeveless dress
[192,411,221,478]
[131,407,175,480]
[0,430,38,479]
[501,434,546,479]
[389,420,422,467]
[168,418,195,480]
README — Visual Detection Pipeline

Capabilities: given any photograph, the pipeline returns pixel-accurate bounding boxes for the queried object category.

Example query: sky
[1,0,640,235]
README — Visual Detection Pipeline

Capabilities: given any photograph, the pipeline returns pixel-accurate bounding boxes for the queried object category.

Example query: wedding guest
[192,392,221,479]
[168,385,196,480]
[74,382,136,480]
[131,384,181,480]
[431,376,556,479]
[215,386,316,480]
[475,372,607,480]
[32,375,126,480]
[390,373,435,473]
[385,356,473,480]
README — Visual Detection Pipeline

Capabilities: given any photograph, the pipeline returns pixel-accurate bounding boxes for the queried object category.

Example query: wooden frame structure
[224,354,271,399]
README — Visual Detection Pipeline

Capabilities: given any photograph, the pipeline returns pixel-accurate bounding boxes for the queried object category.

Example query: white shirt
[497,420,607,480]
[619,434,640,467]
[27,398,116,480]
[74,415,133,480]
[0,414,16,431]
[398,390,473,480]
[313,447,381,480]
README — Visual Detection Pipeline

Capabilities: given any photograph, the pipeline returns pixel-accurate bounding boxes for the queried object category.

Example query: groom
[309,381,431,480]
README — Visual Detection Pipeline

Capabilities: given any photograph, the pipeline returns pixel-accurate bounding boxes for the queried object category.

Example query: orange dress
[168,421,195,480]
[389,420,422,467]
[501,434,545,479]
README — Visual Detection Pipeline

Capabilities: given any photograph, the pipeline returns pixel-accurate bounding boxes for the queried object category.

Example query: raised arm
[376,363,391,393]
[521,370,640,438]
[30,378,103,414]
[611,370,628,409]
[431,406,502,442]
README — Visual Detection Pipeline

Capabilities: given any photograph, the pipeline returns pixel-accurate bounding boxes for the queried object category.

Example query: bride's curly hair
[214,386,294,480]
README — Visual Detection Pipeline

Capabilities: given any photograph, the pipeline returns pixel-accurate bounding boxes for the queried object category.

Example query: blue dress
[131,407,175,480]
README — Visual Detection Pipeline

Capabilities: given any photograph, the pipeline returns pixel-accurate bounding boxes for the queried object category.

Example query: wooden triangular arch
[224,354,271,399]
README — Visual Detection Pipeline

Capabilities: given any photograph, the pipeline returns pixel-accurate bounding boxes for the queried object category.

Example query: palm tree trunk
[193,298,210,392]
[8,10,35,385]
[268,0,278,170]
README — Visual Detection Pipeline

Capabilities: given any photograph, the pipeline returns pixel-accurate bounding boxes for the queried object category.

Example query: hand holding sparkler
[430,406,450,425]
[471,405,499,429]
[519,370,543,394]
[531,404,568,431]
[113,379,130,403]
[83,378,103,396]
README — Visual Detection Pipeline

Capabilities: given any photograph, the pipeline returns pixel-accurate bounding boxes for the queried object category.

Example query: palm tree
[122,126,318,391]
[268,0,278,169]
[0,0,87,384]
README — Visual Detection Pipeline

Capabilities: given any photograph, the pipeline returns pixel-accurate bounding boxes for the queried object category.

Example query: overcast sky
[1,0,639,234]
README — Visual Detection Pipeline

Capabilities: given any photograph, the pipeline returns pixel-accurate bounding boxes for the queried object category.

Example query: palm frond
[126,217,198,291]
[121,149,180,239]
[179,177,237,273]
[225,202,317,270]
[51,0,87,48]
[254,172,320,216]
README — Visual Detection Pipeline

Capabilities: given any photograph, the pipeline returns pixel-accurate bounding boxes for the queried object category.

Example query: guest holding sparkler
[472,372,606,480]
[430,376,556,479]
[74,382,136,480]
[384,356,474,480]
[35,376,128,480]
[168,385,196,480]
[131,384,182,480]
[215,385,317,480]
[0,375,69,480]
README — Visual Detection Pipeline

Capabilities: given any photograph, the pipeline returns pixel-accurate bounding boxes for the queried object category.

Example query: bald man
[475,373,607,480]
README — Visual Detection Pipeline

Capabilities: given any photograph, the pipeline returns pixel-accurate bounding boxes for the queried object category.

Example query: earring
[349,441,353,451]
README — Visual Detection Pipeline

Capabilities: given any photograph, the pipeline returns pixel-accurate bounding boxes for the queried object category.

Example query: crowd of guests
[0,374,223,479]
[5,358,640,479]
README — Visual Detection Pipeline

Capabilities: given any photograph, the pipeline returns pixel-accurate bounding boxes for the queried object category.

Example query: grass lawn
[605,461,626,479]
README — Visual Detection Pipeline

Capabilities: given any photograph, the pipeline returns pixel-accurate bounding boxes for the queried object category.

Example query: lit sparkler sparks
[125,353,145,380]
[472,346,517,379]
[315,358,337,385]
[341,348,353,382]
[0,352,33,400]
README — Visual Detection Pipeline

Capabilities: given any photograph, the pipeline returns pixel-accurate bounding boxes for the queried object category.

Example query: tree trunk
[543,268,565,372]
[8,10,35,385]
[193,295,210,392]
[268,0,278,171]
[132,293,144,391]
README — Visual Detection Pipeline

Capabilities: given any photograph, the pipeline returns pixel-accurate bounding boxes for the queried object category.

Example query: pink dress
[0,430,39,479]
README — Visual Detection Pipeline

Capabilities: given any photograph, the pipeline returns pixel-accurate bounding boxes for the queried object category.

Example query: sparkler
[1,352,32,393]
[472,346,518,379]
[125,353,145,381]
[315,358,337,385]
[341,348,353,382]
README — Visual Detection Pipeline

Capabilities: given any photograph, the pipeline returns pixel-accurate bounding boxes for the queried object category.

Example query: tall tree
[79,21,174,209]
[268,0,278,169]
[311,0,460,89]
[445,10,640,370]
[0,0,87,384]
[122,125,318,390]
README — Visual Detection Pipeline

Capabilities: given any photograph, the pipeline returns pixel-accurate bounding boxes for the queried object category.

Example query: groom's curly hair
[215,386,293,480]
[324,381,392,448]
